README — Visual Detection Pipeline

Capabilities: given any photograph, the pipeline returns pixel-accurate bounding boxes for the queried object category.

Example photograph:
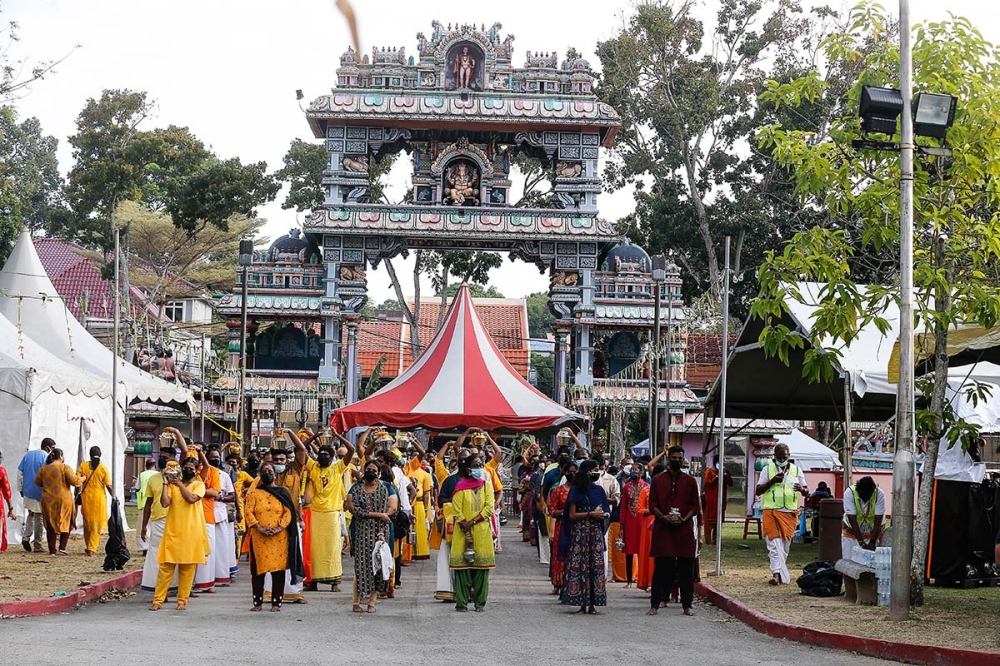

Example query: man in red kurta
[647,445,701,616]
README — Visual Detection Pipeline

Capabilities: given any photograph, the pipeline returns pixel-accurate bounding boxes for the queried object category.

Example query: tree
[375,298,402,311]
[274,139,327,213]
[426,252,503,326]
[117,201,266,311]
[440,282,504,299]
[531,351,553,398]
[751,4,1000,609]
[0,106,64,259]
[526,291,556,339]
[596,0,835,316]
[164,156,279,233]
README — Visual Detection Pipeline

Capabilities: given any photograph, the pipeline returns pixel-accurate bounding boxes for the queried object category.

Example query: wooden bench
[835,558,877,605]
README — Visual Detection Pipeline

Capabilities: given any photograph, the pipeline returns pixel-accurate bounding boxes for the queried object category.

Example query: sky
[6,0,1000,304]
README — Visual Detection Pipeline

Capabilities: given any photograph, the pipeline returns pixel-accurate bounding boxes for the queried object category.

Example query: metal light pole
[891,0,916,621]
[715,237,731,576]
[200,332,207,442]
[650,256,666,450]
[237,240,254,446]
[111,226,121,501]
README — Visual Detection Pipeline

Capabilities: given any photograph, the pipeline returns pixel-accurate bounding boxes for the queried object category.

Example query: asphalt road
[1,528,892,665]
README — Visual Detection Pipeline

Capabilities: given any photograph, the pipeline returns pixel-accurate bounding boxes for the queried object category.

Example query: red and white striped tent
[331,284,586,434]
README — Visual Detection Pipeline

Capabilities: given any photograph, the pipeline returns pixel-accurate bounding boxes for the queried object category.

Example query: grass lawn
[702,523,1000,652]
[0,504,144,604]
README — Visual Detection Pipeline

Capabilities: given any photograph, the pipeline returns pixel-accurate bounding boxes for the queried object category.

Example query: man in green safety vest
[841,476,885,559]
[755,443,808,585]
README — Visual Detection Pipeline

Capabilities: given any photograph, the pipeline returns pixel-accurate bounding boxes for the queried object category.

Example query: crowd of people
[517,434,703,615]
[0,427,892,618]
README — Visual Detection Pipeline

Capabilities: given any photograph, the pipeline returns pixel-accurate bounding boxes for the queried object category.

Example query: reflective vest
[845,485,877,531]
[762,462,799,511]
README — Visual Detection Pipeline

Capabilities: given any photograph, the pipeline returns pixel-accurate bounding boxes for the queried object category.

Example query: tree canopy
[751,2,1000,608]
[596,0,837,317]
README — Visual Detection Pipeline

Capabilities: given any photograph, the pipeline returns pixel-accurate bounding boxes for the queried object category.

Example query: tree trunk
[410,251,423,359]
[436,263,450,330]
[681,147,721,304]
[384,255,422,360]
[909,245,951,606]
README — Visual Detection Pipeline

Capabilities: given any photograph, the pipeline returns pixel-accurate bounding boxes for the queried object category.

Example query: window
[164,301,185,322]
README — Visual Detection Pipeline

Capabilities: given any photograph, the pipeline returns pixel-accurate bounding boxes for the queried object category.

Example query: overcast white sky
[6,0,999,303]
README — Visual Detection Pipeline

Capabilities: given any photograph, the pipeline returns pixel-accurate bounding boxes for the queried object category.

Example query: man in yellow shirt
[301,436,354,592]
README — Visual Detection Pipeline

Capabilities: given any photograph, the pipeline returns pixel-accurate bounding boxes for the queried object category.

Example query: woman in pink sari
[547,460,577,596]
[619,468,648,587]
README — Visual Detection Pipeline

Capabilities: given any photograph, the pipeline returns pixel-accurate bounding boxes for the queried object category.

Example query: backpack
[796,560,843,597]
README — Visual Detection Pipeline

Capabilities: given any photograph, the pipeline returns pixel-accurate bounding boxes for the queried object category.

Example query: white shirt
[842,486,886,532]
[392,466,412,514]
[214,470,235,523]
[597,471,621,507]
[757,463,807,512]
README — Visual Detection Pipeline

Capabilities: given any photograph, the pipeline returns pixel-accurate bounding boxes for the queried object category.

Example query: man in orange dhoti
[755,444,808,585]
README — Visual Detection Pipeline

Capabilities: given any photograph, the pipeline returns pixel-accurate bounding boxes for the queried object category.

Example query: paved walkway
[2,527,891,665]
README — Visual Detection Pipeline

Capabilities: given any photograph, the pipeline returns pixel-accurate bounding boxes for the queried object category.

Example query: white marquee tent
[0,309,125,542]
[0,230,192,409]
[775,428,841,471]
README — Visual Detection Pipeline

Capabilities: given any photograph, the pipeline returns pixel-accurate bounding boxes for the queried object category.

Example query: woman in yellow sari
[77,445,112,556]
[34,447,83,555]
[449,453,495,612]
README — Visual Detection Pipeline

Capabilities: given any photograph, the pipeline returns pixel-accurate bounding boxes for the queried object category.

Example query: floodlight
[859,85,903,136]
[913,92,957,139]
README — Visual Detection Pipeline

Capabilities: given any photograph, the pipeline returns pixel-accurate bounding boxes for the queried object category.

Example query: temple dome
[601,239,650,274]
[267,229,318,264]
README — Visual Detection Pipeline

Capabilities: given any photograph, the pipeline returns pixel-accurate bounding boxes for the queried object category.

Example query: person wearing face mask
[207,446,237,587]
[149,458,207,612]
[76,445,113,557]
[141,446,178,593]
[346,460,395,613]
[449,453,496,612]
[136,459,157,529]
[559,459,610,615]
[189,442,221,595]
[303,438,355,592]
[402,435,433,561]
[245,462,304,612]
[647,446,700,616]
[618,463,649,588]
[755,443,808,586]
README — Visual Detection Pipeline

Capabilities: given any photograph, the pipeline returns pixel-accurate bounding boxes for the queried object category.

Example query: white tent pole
[111,225,120,501]
[715,237,730,576]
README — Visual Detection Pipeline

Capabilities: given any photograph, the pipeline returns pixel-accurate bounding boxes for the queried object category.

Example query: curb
[695,581,1000,666]
[0,569,142,619]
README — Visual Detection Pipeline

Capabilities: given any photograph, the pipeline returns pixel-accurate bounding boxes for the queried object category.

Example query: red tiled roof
[34,237,191,323]
[358,298,529,379]
[686,333,738,365]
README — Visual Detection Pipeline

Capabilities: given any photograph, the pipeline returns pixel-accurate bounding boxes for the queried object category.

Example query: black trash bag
[796,560,843,597]
[103,498,131,571]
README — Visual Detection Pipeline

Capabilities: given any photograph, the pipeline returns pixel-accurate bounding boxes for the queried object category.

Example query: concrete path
[1,528,891,665]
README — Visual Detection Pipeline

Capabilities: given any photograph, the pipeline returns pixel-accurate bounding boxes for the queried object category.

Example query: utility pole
[715,237,731,576]
[891,0,916,621]
[200,332,207,442]
[649,272,662,450]
[237,240,253,450]
[111,226,121,503]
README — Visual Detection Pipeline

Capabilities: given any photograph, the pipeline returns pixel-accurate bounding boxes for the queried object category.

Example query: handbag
[75,463,96,506]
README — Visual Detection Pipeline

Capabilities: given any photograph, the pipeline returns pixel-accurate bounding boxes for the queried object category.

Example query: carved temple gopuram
[216,22,699,452]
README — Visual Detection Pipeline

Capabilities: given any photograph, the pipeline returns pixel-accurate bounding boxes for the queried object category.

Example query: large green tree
[0,106,64,259]
[274,138,327,213]
[752,4,1000,610]
[596,0,837,317]
[526,291,555,339]
[64,89,279,251]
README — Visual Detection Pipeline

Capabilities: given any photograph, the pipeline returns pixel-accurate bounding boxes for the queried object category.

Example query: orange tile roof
[357,298,528,379]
